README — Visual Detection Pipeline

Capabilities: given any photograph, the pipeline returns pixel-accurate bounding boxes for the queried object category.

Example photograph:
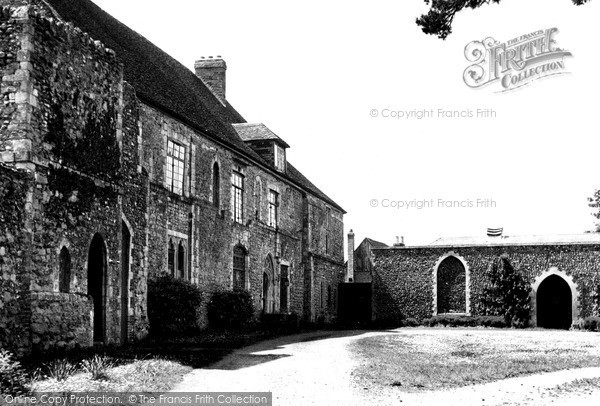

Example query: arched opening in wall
[121,222,131,344]
[212,162,220,208]
[262,255,275,313]
[177,241,185,279]
[168,239,175,277]
[437,256,466,314]
[88,233,107,344]
[280,265,289,313]
[537,274,572,329]
[59,247,71,293]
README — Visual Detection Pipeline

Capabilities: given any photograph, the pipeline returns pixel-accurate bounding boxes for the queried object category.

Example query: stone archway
[88,233,108,343]
[531,268,579,329]
[433,252,470,315]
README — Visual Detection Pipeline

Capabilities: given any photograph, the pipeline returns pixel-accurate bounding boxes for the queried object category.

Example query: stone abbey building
[0,0,344,355]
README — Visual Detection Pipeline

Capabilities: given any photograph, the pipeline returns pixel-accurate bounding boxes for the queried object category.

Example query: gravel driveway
[171,329,600,405]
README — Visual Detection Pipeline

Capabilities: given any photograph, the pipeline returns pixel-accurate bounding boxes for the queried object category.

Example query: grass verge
[21,328,286,393]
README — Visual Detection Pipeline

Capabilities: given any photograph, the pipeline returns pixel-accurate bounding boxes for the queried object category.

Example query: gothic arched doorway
[88,233,107,343]
[537,274,572,329]
[436,256,467,314]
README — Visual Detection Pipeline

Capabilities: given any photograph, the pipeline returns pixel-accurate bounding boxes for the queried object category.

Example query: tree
[588,189,600,232]
[417,0,592,39]
[479,255,531,327]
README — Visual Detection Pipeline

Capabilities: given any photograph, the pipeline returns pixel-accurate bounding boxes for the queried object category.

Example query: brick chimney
[194,56,227,104]
[347,229,355,282]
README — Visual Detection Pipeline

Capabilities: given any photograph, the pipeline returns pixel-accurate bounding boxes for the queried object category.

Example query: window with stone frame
[325,207,331,255]
[166,139,185,195]
[59,246,71,293]
[231,170,244,224]
[212,162,220,208]
[168,239,175,276]
[168,236,187,279]
[268,189,279,228]
[233,245,247,290]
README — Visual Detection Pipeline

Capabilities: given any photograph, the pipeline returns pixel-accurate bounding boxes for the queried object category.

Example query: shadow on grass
[21,328,385,374]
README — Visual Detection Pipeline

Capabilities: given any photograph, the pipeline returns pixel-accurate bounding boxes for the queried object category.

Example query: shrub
[81,355,114,380]
[583,316,600,332]
[402,317,420,327]
[207,289,255,330]
[44,359,77,381]
[479,255,531,328]
[424,315,507,328]
[148,275,203,336]
[0,350,28,395]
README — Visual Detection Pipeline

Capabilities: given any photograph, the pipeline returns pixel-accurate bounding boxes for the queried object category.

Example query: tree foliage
[417,0,592,39]
[588,189,600,232]
[479,255,531,327]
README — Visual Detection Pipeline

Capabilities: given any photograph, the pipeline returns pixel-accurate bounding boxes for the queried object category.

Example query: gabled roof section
[286,163,345,213]
[232,123,290,148]
[364,238,389,249]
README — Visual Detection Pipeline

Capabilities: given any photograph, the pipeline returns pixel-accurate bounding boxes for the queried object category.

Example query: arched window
[168,239,175,277]
[177,241,185,279]
[233,245,246,290]
[263,255,275,313]
[436,256,466,314]
[59,247,71,293]
[212,162,220,208]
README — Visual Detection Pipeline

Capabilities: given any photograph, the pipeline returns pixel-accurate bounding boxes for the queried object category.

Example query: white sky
[92,0,600,247]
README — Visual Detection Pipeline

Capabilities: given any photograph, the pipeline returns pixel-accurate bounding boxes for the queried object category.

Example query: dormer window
[274,144,285,172]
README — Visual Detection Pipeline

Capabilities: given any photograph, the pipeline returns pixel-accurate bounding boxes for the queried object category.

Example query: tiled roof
[42,0,344,213]
[232,123,290,148]
[426,233,600,247]
[286,163,345,213]
[364,238,389,249]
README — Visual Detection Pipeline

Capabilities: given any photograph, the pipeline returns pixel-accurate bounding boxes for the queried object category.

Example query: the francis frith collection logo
[463,28,572,92]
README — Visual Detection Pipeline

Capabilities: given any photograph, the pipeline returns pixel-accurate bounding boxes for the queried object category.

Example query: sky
[92,0,600,247]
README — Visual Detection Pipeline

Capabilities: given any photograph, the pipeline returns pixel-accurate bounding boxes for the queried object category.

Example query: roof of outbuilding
[232,123,291,148]
[364,238,389,249]
[42,0,344,212]
[427,233,600,247]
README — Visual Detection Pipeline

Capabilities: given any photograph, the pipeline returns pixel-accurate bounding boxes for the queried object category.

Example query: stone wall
[141,103,310,324]
[0,164,31,355]
[373,244,600,324]
[30,291,92,351]
[0,4,149,353]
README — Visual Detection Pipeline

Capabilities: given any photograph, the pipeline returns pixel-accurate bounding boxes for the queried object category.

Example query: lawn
[350,328,600,392]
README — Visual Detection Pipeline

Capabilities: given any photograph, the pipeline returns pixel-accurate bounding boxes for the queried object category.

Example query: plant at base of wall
[0,350,29,395]
[479,255,531,328]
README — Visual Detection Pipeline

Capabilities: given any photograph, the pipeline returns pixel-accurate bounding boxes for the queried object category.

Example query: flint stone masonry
[372,243,600,325]
[0,0,345,354]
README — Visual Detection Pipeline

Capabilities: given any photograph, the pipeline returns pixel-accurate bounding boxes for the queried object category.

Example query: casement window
[231,170,244,224]
[168,236,187,279]
[59,247,71,293]
[233,245,247,290]
[268,190,279,228]
[274,144,285,171]
[166,139,185,194]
